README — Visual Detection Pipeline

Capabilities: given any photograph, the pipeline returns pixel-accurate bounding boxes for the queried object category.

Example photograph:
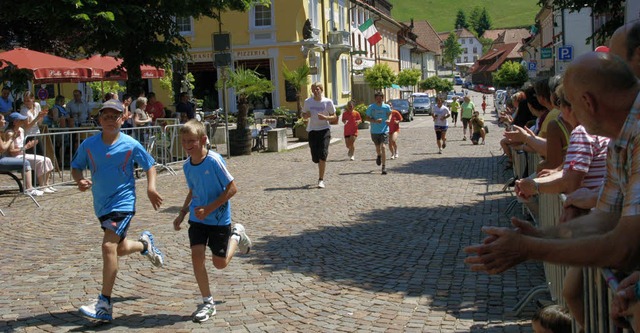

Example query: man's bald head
[610,21,640,77]
[565,52,636,95]
[564,52,638,136]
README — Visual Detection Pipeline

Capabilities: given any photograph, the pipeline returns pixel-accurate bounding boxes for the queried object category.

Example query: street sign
[528,61,537,71]
[558,46,573,61]
[37,88,48,100]
[541,48,552,59]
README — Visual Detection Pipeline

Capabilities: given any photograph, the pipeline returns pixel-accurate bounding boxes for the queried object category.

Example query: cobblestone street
[0,91,545,332]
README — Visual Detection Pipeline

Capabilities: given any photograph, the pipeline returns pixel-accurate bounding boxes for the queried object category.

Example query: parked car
[411,93,432,115]
[454,75,464,85]
[487,86,496,93]
[388,99,414,122]
[463,81,473,89]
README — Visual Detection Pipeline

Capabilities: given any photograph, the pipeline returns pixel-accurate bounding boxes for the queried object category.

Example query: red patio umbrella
[77,55,165,81]
[0,48,99,83]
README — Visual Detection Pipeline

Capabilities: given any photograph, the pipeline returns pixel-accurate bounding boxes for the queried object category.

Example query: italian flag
[358,18,381,45]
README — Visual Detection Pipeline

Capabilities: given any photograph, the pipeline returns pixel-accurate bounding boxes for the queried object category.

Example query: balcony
[301,28,324,56]
[328,31,350,48]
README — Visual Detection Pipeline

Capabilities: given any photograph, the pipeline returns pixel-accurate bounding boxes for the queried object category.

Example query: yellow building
[182,0,353,113]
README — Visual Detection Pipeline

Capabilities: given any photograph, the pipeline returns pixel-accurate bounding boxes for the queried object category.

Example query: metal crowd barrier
[505,152,635,332]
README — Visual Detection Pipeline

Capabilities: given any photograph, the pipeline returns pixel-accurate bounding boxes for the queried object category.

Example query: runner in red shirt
[341,100,361,161]
[388,103,403,159]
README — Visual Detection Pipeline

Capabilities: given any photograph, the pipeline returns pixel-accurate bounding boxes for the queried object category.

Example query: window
[461,39,465,44]
[254,4,271,27]
[250,3,274,43]
[341,58,349,93]
[309,0,318,28]
[473,47,478,53]
[464,56,468,62]
[338,0,346,31]
[463,48,468,54]
[176,17,193,36]
[474,56,478,61]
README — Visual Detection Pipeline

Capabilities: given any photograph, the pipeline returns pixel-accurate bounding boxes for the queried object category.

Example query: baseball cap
[100,99,125,113]
[374,91,384,96]
[8,112,27,122]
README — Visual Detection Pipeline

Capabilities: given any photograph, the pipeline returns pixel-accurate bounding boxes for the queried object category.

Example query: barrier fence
[505,151,634,332]
[8,121,221,200]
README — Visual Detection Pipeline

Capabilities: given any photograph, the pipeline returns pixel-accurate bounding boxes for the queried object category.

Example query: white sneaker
[25,189,44,196]
[232,223,252,254]
[390,155,395,160]
[394,153,399,159]
[350,156,355,161]
[47,186,58,192]
[79,294,113,322]
[192,302,216,322]
[318,180,325,188]
[43,187,55,194]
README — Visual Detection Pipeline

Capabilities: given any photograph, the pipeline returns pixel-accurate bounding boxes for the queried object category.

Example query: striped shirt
[597,92,640,216]
[563,125,609,190]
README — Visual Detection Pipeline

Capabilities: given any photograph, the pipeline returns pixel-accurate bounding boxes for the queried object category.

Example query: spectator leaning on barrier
[464,52,640,284]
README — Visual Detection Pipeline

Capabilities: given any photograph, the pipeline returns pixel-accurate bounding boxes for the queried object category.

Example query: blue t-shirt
[365,103,391,134]
[183,150,234,226]
[0,97,12,114]
[71,133,155,218]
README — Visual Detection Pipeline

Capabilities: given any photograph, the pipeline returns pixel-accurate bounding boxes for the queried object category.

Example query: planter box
[358,122,370,129]
[294,126,309,141]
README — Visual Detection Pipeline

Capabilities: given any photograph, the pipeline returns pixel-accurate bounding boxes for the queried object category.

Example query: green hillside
[388,0,539,33]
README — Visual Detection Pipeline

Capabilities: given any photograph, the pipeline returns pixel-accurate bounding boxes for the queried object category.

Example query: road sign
[37,88,48,100]
[528,61,537,71]
[558,46,573,61]
[541,48,552,59]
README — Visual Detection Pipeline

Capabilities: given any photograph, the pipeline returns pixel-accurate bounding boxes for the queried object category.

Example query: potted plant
[282,63,310,118]
[217,67,275,155]
[355,103,369,129]
[293,118,308,141]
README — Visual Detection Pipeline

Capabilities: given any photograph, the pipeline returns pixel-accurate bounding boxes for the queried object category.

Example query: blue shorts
[435,125,448,132]
[98,211,135,240]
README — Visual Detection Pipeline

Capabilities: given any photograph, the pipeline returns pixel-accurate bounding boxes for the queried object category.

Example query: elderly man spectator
[67,89,90,126]
[0,87,13,115]
[464,52,640,274]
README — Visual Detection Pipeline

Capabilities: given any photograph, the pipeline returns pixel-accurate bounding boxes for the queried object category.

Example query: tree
[468,6,482,34]
[363,64,396,92]
[282,63,310,118]
[476,8,492,37]
[539,0,624,45]
[396,69,422,88]
[492,61,528,88]
[454,9,468,30]
[419,76,453,94]
[442,32,463,69]
[0,0,269,95]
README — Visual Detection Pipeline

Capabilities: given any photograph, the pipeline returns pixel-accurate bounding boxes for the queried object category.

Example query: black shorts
[370,133,389,145]
[98,211,135,241]
[188,222,231,258]
[462,117,471,127]
[308,129,331,163]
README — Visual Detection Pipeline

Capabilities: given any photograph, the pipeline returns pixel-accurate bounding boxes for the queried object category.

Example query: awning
[0,48,98,83]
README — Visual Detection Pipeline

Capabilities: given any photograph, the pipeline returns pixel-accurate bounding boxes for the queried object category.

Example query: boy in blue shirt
[173,119,252,323]
[365,91,392,174]
[71,99,165,322]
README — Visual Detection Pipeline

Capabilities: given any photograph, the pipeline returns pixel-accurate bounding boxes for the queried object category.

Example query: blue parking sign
[558,46,573,61]
[528,61,537,71]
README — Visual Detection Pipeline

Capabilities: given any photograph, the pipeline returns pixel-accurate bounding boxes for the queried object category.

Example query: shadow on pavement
[250,202,545,322]
[392,155,503,184]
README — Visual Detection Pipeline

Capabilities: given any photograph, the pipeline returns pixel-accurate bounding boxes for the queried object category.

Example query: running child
[72,99,165,322]
[173,119,252,323]
[341,100,361,161]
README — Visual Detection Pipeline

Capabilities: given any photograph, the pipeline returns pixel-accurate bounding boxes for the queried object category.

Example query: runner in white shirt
[432,97,451,154]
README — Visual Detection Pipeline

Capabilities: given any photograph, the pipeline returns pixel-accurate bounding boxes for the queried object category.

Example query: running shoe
[318,180,325,188]
[139,231,164,267]
[376,155,381,166]
[79,294,112,322]
[232,224,252,254]
[192,302,216,322]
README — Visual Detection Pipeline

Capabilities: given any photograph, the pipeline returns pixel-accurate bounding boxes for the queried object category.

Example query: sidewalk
[0,90,544,332]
